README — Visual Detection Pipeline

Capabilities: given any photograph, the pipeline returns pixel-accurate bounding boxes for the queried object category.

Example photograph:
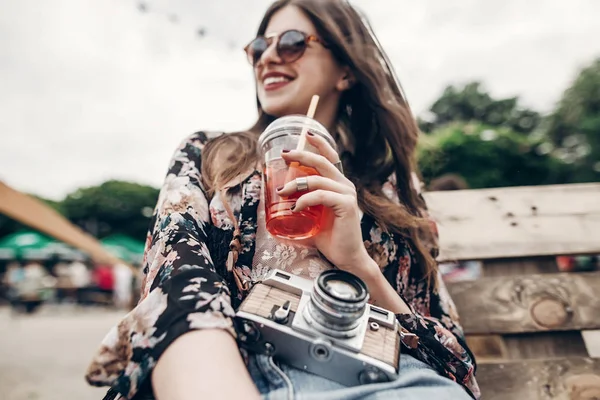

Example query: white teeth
[264,76,291,86]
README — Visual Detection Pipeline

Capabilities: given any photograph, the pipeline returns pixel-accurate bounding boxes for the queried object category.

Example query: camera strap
[399,327,420,350]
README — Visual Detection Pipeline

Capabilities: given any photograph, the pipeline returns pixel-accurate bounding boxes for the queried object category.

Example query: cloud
[0,0,599,200]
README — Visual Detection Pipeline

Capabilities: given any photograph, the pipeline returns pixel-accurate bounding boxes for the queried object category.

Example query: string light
[134,1,208,39]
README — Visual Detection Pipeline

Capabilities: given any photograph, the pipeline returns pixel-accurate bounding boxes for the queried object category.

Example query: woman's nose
[258,41,282,66]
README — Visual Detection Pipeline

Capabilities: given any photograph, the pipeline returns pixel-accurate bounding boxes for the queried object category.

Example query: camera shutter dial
[273,300,291,324]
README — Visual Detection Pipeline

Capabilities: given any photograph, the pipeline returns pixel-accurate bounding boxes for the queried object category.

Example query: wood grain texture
[467,332,589,362]
[239,284,300,318]
[448,272,600,334]
[465,335,508,363]
[502,332,589,360]
[362,325,400,367]
[477,358,600,400]
[422,183,600,261]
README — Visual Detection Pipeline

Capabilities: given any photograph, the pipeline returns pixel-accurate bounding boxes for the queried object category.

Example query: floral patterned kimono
[85,131,481,399]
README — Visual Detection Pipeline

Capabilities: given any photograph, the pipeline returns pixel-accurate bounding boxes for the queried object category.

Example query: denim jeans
[246,353,471,400]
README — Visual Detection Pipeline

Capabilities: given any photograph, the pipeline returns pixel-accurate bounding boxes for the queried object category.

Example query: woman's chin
[261,103,298,118]
[259,89,308,117]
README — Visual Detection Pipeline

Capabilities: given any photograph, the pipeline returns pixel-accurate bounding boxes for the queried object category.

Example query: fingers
[277,175,355,197]
[281,149,346,182]
[304,132,339,164]
[291,189,358,217]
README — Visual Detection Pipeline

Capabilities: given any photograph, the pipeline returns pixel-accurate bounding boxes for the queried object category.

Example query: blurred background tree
[417,122,572,189]
[545,58,600,182]
[60,181,159,240]
[418,81,542,135]
[416,58,600,189]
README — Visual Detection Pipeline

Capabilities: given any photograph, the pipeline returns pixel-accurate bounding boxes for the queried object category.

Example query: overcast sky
[1,0,599,200]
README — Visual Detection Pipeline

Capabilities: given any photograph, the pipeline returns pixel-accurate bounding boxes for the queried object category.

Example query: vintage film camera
[235,269,401,386]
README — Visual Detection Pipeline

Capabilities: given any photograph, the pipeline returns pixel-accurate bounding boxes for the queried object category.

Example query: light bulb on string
[133,0,207,39]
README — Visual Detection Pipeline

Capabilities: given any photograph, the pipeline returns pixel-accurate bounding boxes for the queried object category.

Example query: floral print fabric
[86,131,480,399]
[253,188,332,280]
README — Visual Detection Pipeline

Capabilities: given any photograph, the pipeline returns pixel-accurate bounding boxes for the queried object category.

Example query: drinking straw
[295,95,320,151]
[283,95,320,184]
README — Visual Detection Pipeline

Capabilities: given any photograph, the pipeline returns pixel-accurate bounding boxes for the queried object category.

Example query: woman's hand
[278,134,413,315]
[277,133,377,281]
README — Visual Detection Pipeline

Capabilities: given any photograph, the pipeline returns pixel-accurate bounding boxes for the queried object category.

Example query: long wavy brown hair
[202,0,438,285]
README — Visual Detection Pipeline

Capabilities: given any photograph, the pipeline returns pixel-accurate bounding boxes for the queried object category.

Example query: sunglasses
[244,29,326,67]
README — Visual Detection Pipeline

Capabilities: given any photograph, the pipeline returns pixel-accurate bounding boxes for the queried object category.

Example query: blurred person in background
[52,260,73,303]
[113,262,133,309]
[86,1,479,399]
[13,259,54,313]
[91,262,114,305]
[69,259,92,304]
[428,173,469,192]
[3,261,24,310]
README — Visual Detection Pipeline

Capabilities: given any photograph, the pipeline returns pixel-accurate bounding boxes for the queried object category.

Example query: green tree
[61,180,159,241]
[546,58,600,182]
[417,122,573,189]
[421,82,541,134]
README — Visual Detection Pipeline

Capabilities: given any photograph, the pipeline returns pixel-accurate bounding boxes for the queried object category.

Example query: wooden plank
[0,181,129,268]
[465,335,508,363]
[477,358,600,400]
[473,259,586,361]
[468,332,589,362]
[422,183,600,261]
[502,332,589,359]
[448,271,600,334]
[582,330,600,358]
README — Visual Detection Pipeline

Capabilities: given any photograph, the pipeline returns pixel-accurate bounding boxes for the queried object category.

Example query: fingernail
[307,131,315,137]
[281,149,291,153]
[276,186,284,191]
[290,203,296,211]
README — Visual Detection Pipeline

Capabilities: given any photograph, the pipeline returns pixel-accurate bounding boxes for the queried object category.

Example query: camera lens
[320,274,366,302]
[303,270,369,338]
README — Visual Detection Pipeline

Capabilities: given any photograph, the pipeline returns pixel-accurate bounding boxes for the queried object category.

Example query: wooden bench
[422,182,600,400]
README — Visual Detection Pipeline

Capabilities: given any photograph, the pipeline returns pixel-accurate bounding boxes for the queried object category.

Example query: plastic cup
[258,115,337,240]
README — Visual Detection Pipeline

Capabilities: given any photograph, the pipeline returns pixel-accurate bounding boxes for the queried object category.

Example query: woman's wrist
[338,249,380,281]
[349,256,412,314]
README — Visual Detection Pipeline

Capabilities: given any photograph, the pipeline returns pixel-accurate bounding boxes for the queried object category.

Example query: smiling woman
[85,1,479,399]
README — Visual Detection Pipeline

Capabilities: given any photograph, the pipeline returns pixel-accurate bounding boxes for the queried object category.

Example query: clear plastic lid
[258,115,336,150]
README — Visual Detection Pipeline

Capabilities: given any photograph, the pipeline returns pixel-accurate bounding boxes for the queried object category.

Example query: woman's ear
[336,67,356,92]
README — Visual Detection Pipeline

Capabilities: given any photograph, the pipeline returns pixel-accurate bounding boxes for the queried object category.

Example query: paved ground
[0,305,124,400]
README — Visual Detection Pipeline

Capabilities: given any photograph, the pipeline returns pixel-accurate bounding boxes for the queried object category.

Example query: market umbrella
[0,230,84,260]
[101,234,145,254]
[100,234,145,264]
